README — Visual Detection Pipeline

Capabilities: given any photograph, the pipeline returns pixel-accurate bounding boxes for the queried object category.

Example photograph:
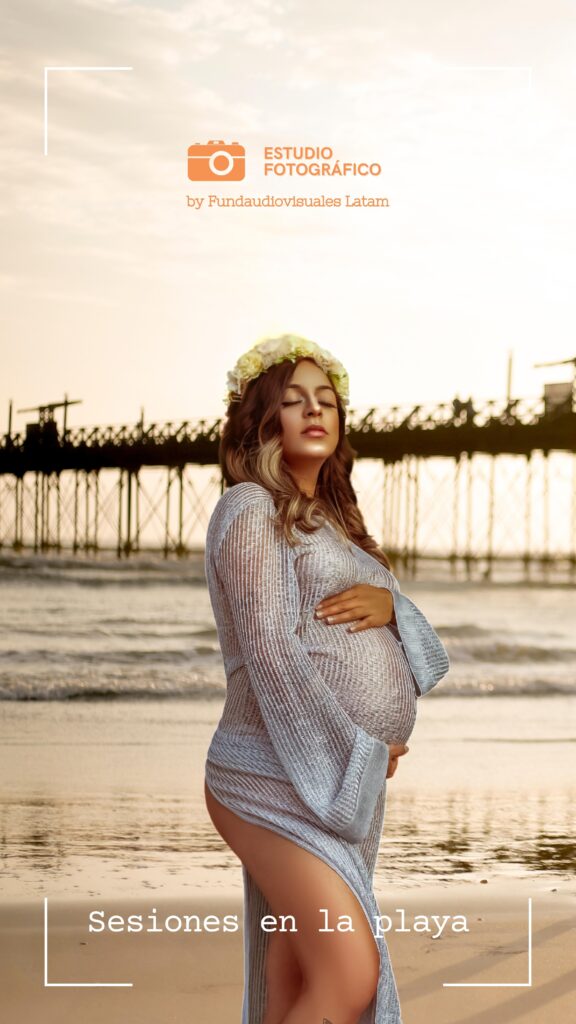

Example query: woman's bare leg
[264,926,304,1022]
[205,781,380,1024]
[205,782,302,1023]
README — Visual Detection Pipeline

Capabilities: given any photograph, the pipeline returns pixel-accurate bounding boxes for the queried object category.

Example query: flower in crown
[224,334,350,407]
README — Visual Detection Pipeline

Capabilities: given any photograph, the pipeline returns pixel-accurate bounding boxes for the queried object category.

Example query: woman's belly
[301,618,417,745]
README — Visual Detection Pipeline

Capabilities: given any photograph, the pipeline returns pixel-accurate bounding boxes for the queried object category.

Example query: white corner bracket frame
[443,897,532,988]
[43,897,133,987]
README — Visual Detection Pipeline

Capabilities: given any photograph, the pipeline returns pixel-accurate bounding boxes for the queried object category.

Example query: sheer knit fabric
[204,481,450,1024]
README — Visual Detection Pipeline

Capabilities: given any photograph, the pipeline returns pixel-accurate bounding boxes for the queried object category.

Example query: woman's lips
[302,428,327,436]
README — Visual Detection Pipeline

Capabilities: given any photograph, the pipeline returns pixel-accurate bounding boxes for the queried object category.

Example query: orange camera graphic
[187,140,245,181]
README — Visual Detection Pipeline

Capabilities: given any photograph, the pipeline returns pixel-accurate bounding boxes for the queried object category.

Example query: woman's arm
[314,573,450,696]
[208,485,390,844]
[351,575,450,696]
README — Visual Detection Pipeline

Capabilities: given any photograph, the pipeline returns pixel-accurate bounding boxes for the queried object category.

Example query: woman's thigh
[204,780,380,998]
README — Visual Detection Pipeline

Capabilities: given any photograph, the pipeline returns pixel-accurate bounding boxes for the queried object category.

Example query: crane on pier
[14,395,82,444]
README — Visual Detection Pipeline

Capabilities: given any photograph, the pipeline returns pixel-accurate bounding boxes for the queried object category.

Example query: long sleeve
[209,486,389,844]
[356,563,450,697]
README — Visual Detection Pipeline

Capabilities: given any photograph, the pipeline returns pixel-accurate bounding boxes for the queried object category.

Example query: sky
[2,0,576,436]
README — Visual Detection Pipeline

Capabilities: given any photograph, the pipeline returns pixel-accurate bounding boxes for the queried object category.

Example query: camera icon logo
[187,140,245,181]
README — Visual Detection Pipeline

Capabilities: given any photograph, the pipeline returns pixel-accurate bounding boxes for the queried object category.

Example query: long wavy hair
[218,356,393,571]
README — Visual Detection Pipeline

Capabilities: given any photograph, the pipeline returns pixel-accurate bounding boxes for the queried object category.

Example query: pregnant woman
[203,334,450,1024]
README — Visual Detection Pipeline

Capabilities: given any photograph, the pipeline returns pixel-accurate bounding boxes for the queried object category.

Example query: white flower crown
[224,334,350,407]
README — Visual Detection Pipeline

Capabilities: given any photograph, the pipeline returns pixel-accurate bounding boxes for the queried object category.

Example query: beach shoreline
[2,573,575,1021]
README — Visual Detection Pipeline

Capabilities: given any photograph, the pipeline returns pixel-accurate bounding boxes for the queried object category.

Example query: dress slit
[205,770,402,1024]
[203,481,449,1023]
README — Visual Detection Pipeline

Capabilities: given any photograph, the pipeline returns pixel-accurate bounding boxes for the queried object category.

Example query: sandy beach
[2,881,574,1023]
[1,566,575,1021]
[2,691,575,1022]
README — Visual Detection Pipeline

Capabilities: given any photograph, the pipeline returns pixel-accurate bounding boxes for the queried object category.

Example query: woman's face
[278,359,340,472]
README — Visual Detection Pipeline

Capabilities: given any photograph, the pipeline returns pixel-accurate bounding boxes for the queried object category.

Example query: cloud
[2,0,576,422]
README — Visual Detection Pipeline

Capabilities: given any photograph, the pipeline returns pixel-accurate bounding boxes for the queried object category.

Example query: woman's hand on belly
[314,583,395,633]
[386,743,409,779]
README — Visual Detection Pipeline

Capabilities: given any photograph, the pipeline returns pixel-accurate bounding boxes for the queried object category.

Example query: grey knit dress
[204,481,450,1024]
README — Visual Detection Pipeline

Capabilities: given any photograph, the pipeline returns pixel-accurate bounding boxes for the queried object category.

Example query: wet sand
[2,881,574,1023]
[2,695,575,1021]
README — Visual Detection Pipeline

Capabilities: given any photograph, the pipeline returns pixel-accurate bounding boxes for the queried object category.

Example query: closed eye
[281,400,336,408]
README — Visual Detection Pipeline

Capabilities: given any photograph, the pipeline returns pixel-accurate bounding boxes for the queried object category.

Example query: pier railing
[1,393,574,578]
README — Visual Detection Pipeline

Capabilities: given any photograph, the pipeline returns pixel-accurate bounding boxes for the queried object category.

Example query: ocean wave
[0,553,206,587]
[437,623,490,637]
[0,571,207,588]
[430,677,576,696]
[4,625,218,641]
[446,641,576,663]
[0,679,226,701]
[0,646,219,665]
[0,672,575,700]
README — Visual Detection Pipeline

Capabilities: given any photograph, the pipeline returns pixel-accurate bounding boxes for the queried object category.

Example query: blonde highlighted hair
[218,356,392,571]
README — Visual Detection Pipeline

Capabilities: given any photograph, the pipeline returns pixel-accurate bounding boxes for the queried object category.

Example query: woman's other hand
[386,743,409,779]
[315,584,395,632]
